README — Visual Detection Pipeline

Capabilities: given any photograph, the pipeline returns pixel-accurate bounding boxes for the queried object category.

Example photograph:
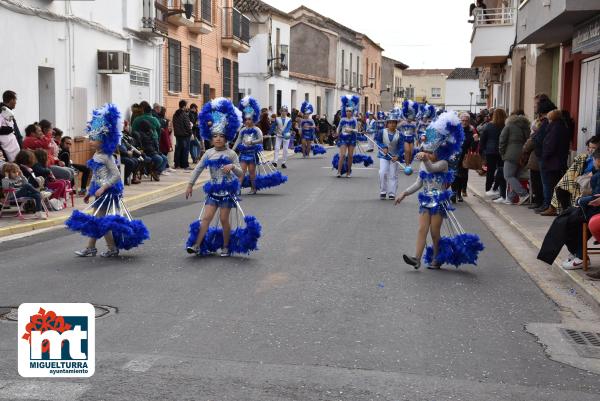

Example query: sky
[264,0,475,69]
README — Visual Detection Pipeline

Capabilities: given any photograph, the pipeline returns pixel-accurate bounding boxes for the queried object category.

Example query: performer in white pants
[365,112,376,152]
[377,110,402,200]
[272,106,292,169]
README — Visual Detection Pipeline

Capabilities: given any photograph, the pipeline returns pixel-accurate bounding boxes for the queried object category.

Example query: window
[168,39,182,92]
[130,68,150,87]
[349,52,353,86]
[304,92,309,102]
[344,69,349,85]
[203,84,211,105]
[406,86,415,99]
[341,50,345,86]
[189,46,202,95]
[431,87,441,98]
[222,58,231,98]
[356,56,360,87]
[233,61,239,102]
[316,96,321,115]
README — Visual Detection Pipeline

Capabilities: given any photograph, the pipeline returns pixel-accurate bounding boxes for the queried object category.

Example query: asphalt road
[1,153,600,401]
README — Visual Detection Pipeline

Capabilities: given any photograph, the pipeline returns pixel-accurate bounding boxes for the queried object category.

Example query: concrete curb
[466,182,600,307]
[0,149,288,239]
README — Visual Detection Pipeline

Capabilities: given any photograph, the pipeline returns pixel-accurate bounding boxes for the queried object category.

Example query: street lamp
[380,84,391,95]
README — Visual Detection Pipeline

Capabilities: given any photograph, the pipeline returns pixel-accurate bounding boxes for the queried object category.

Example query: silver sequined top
[188,147,243,188]
[91,152,121,189]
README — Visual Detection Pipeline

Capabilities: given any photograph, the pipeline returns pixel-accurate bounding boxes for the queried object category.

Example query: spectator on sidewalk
[121,123,143,185]
[538,148,600,273]
[158,106,174,171]
[258,108,272,151]
[172,100,192,169]
[188,103,201,164]
[0,95,21,162]
[130,103,143,125]
[14,149,43,189]
[32,148,68,201]
[23,122,73,181]
[522,125,543,209]
[0,90,23,148]
[539,109,571,216]
[132,101,161,149]
[318,115,331,145]
[451,112,476,202]
[500,110,530,205]
[533,97,556,213]
[1,162,45,219]
[58,136,91,195]
[480,108,507,202]
[138,120,166,181]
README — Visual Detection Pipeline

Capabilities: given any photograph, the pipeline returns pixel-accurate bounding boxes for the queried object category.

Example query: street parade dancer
[394,111,484,269]
[185,98,261,257]
[417,103,436,142]
[365,112,376,152]
[233,96,263,194]
[399,99,420,173]
[272,106,292,169]
[66,104,150,257]
[236,96,288,193]
[334,95,360,178]
[295,101,327,158]
[377,109,402,200]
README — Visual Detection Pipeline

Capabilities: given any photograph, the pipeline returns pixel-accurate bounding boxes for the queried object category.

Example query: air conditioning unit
[98,51,130,74]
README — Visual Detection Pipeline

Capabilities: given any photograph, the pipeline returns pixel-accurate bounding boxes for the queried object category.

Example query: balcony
[189,0,213,34]
[517,0,600,44]
[140,1,169,37]
[160,0,194,27]
[470,7,516,67]
[222,7,250,53]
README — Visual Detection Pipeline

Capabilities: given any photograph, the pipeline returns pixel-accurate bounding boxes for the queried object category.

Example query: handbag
[462,147,483,170]
[576,173,592,196]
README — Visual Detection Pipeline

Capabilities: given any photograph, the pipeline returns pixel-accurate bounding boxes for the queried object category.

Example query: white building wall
[445,79,484,113]
[0,0,161,137]
[336,40,362,91]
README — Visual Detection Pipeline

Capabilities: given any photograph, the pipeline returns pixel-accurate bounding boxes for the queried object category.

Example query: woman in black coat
[479,108,507,199]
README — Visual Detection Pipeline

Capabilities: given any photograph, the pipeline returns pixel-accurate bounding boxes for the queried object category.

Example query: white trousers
[273,136,290,163]
[379,158,399,196]
[366,133,374,151]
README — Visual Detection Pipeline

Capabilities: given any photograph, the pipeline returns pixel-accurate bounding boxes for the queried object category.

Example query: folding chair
[0,188,49,219]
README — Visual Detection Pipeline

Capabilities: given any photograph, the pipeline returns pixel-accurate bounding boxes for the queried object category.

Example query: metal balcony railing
[473,7,515,27]
[222,7,249,44]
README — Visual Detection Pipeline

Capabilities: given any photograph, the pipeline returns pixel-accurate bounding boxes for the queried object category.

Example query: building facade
[380,56,409,111]
[359,34,384,115]
[235,0,296,113]
[0,0,164,137]
[445,68,485,114]
[402,69,453,107]
[161,0,249,120]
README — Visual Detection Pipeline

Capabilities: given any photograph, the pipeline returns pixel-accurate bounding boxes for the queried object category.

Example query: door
[578,56,600,152]
[38,67,55,122]
[276,90,282,113]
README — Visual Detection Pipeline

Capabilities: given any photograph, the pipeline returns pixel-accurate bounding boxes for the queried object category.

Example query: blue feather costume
[402,112,484,267]
[187,98,262,255]
[65,104,150,251]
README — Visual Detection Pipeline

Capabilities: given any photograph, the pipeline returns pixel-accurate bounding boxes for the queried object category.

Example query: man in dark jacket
[172,99,192,169]
[318,115,331,145]
[188,103,202,164]
[138,120,166,180]
[540,109,570,216]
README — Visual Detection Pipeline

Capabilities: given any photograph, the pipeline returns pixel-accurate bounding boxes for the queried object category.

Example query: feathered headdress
[421,111,464,161]
[401,100,419,120]
[86,103,122,154]
[418,104,436,120]
[238,96,261,124]
[386,109,401,121]
[300,101,314,115]
[199,97,242,142]
[377,111,386,120]
[341,95,359,116]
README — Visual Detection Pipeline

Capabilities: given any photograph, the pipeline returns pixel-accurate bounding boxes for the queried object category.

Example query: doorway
[276,90,282,113]
[577,55,600,152]
[38,67,55,122]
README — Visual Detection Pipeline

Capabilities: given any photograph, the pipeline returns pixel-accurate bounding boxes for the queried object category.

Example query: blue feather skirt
[242,171,288,190]
[186,215,262,255]
[424,233,485,267]
[294,144,328,155]
[332,153,374,174]
[65,193,150,250]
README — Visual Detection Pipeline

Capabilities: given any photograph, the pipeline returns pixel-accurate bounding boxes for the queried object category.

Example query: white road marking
[122,355,161,372]
[0,380,90,401]
[320,167,375,170]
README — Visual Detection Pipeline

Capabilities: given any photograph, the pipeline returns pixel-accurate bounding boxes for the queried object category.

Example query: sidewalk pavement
[0,149,284,238]
[465,171,600,307]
